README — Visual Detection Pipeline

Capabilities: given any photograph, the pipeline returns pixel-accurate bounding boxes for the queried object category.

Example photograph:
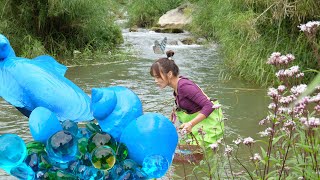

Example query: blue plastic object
[29,107,63,143]
[0,134,27,172]
[46,131,78,163]
[142,155,169,178]
[91,86,143,140]
[10,163,35,180]
[0,33,178,179]
[110,164,125,179]
[62,120,79,136]
[0,34,93,121]
[120,113,178,177]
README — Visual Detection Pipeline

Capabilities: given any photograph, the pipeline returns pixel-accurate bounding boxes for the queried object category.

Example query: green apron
[176,101,224,145]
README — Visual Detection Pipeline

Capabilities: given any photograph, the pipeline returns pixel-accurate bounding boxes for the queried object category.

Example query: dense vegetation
[0,0,124,58]
[189,0,320,85]
[126,0,320,86]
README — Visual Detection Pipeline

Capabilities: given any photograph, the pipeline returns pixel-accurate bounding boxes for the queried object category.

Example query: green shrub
[0,0,123,57]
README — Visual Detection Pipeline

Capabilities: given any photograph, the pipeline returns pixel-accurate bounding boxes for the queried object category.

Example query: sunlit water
[0,28,270,179]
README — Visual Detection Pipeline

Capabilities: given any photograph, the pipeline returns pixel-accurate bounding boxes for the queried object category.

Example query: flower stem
[278,131,292,179]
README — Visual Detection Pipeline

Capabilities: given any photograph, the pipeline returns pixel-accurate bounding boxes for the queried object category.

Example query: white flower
[185,139,192,144]
[277,107,290,114]
[296,72,304,78]
[216,138,223,144]
[258,130,270,137]
[233,138,242,145]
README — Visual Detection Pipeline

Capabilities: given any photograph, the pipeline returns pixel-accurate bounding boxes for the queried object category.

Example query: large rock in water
[153,3,192,33]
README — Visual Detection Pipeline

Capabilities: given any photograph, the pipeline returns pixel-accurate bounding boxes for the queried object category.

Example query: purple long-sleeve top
[173,76,213,117]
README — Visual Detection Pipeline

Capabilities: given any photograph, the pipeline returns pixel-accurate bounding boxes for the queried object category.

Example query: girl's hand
[179,122,193,134]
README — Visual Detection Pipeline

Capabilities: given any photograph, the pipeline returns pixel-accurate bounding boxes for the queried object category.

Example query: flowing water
[0,28,270,179]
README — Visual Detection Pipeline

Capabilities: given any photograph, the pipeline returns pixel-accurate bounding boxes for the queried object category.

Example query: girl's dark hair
[150,50,179,78]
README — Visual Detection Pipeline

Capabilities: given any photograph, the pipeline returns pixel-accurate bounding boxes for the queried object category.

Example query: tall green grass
[0,0,124,59]
[189,0,320,86]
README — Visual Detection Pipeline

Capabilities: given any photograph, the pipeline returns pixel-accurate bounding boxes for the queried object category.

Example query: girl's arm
[180,113,206,133]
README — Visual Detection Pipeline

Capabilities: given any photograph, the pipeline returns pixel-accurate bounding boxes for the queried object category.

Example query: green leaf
[272,134,285,146]
[256,139,268,145]
[296,143,314,153]
[260,146,267,158]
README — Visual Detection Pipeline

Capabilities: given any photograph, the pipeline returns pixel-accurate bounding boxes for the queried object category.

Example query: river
[0,28,270,179]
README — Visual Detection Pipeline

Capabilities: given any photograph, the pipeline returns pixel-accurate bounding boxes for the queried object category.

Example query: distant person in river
[149,50,224,145]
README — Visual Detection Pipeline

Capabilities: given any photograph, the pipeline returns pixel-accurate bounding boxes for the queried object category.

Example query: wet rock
[167,40,179,45]
[150,27,184,33]
[180,37,196,45]
[152,3,193,33]
[196,38,207,45]
[129,25,138,32]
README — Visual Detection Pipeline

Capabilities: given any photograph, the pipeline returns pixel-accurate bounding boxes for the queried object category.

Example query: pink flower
[276,66,300,78]
[280,95,296,104]
[277,85,286,93]
[314,105,320,112]
[298,21,320,33]
[198,127,206,136]
[243,137,255,146]
[291,84,307,96]
[302,117,320,128]
[209,143,219,151]
[267,88,278,98]
[267,52,281,65]
[259,118,266,125]
[224,145,233,156]
[286,54,295,62]
[268,103,276,110]
[310,93,320,103]
[284,120,296,130]
[250,153,261,162]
